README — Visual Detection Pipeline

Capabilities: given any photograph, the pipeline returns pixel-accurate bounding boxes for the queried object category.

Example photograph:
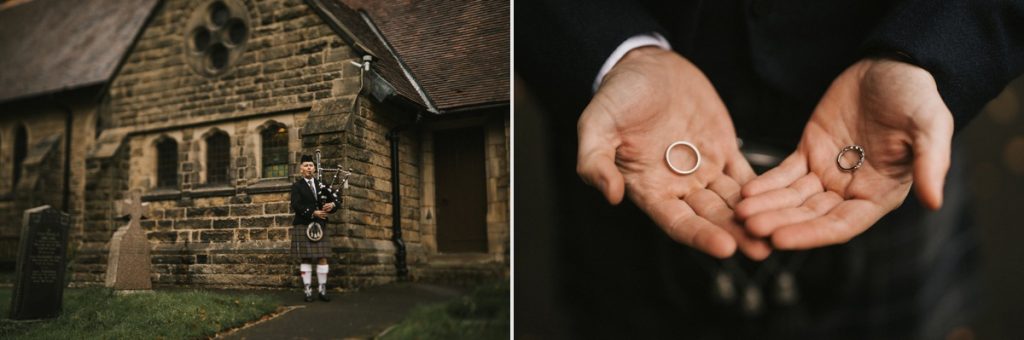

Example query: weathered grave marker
[105,190,152,292]
[9,205,70,320]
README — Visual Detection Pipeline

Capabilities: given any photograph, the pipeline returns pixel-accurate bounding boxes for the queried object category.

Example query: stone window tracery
[184,0,250,77]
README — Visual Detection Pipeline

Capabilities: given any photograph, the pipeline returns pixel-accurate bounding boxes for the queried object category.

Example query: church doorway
[433,126,488,253]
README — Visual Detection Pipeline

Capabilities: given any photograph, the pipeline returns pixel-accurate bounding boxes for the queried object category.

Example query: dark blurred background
[514,74,1024,338]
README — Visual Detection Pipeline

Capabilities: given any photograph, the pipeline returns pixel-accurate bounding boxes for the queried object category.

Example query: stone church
[0,0,509,289]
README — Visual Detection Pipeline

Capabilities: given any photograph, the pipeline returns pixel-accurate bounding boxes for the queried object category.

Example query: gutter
[357,10,439,114]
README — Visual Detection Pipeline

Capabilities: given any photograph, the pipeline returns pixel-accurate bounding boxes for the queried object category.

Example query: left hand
[735,58,954,250]
[577,48,771,260]
[322,202,335,212]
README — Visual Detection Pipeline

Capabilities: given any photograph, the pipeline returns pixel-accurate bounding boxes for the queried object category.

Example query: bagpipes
[306,148,353,242]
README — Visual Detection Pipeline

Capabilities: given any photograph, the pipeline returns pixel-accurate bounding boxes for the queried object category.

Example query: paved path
[221,283,463,340]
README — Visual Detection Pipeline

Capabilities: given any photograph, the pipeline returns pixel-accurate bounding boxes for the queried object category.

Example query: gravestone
[8,205,70,320]
[105,190,152,292]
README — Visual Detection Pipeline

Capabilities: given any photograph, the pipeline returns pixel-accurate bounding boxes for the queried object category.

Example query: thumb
[577,116,625,205]
[577,151,625,205]
[912,111,954,210]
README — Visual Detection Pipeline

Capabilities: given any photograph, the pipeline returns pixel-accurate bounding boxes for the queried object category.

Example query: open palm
[579,47,770,259]
[736,58,954,249]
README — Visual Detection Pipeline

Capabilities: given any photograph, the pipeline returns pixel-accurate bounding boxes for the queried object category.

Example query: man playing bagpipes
[290,154,341,302]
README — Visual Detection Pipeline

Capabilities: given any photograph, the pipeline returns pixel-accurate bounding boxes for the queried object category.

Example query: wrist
[594,33,671,92]
[618,46,665,65]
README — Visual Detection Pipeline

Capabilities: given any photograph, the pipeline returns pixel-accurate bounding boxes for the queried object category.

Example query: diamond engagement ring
[665,141,701,175]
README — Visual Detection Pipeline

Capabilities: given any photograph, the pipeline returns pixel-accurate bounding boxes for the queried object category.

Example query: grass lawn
[0,287,281,339]
[381,280,510,340]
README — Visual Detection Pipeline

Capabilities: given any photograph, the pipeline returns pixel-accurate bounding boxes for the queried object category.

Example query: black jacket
[517,0,1024,148]
[515,0,1019,338]
[290,177,340,226]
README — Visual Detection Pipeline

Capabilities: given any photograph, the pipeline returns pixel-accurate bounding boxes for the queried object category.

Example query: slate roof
[329,0,509,112]
[0,0,160,103]
[0,0,509,112]
[306,0,429,109]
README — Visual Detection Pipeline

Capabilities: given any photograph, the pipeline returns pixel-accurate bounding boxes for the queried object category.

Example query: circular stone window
[184,0,250,77]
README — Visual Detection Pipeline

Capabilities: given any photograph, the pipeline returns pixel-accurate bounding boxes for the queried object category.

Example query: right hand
[313,210,328,219]
[577,47,770,260]
[322,202,336,212]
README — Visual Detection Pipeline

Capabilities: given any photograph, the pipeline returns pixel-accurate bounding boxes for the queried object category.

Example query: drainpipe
[51,93,73,213]
[63,104,71,212]
[387,126,410,280]
[349,55,410,279]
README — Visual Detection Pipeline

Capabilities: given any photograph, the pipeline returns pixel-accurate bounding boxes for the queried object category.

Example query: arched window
[13,125,27,186]
[261,123,288,178]
[156,138,179,188]
[206,131,230,185]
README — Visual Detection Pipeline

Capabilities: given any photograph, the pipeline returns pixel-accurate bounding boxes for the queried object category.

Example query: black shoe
[304,292,314,302]
[318,292,330,302]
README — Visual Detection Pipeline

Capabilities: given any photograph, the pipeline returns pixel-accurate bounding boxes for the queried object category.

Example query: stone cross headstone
[105,190,152,291]
[8,205,70,320]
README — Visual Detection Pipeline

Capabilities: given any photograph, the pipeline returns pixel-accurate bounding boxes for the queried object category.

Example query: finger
[707,176,742,209]
[741,153,808,198]
[736,173,824,220]
[745,191,843,237]
[912,115,953,210]
[645,197,737,259]
[686,189,772,260]
[725,151,757,185]
[770,199,885,250]
[577,121,625,205]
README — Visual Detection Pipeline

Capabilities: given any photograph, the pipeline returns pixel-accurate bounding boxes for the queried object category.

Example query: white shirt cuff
[593,33,672,93]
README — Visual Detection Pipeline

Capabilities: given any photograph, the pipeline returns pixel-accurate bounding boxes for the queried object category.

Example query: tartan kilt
[291,224,333,259]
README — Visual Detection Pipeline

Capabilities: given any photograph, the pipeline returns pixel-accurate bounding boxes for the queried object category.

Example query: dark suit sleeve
[516,0,668,105]
[291,182,312,220]
[861,0,1024,132]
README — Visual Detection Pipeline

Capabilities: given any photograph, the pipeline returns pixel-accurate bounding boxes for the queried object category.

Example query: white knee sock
[316,264,329,294]
[300,264,312,294]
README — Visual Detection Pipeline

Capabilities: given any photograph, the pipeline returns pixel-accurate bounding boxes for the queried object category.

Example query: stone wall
[485,115,511,262]
[328,101,423,288]
[409,112,511,285]
[0,110,65,262]
[68,0,426,289]
[0,94,97,265]
[105,0,357,130]
[71,138,130,284]
[3,0,508,291]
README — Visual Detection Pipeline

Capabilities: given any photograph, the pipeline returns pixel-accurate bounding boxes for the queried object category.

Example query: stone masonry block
[230,204,263,216]
[201,230,233,243]
[241,216,275,228]
[213,219,239,229]
[268,228,288,241]
[177,218,212,229]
